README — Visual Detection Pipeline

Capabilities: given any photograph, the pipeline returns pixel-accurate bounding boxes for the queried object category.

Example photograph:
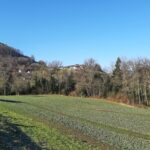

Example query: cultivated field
[0,95,150,150]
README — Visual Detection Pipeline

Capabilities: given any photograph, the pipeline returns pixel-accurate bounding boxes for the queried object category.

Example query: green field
[0,95,150,150]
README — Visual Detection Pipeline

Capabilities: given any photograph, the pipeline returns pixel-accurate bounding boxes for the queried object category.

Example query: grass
[0,95,150,150]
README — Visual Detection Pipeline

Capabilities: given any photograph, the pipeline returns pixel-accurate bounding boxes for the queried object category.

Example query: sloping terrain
[0,43,24,57]
[0,95,150,150]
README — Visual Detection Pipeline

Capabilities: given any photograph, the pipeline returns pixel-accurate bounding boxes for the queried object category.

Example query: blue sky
[0,0,150,67]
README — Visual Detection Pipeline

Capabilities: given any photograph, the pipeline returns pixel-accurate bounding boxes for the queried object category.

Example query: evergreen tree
[112,57,123,94]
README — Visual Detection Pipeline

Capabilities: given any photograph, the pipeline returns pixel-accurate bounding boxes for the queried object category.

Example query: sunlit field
[0,95,150,150]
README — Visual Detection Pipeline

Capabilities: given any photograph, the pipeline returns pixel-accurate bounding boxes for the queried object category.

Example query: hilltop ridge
[0,42,25,57]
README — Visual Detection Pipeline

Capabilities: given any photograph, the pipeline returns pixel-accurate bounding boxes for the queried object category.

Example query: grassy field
[0,95,150,150]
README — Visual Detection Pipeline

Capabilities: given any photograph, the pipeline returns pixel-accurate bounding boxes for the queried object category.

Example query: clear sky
[0,0,150,68]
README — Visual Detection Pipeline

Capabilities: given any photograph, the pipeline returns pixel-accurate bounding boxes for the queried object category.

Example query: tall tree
[111,57,123,95]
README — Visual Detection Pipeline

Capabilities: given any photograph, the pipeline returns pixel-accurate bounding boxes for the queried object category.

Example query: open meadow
[0,95,150,150]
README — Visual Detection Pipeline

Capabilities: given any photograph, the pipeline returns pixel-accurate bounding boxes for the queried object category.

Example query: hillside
[0,43,46,95]
[0,42,36,67]
[0,42,25,57]
[0,43,150,106]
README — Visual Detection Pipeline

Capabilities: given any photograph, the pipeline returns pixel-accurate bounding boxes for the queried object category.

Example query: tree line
[0,51,150,106]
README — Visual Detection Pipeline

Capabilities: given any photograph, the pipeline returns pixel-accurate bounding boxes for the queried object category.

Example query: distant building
[27,70,30,74]
[61,64,84,71]
[18,69,22,73]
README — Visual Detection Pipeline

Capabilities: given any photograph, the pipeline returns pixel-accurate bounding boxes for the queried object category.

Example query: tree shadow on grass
[0,99,24,103]
[0,114,42,150]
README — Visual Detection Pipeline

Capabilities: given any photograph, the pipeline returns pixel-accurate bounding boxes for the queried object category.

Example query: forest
[0,42,150,106]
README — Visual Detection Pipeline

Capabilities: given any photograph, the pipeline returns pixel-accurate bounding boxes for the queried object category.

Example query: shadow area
[0,99,24,103]
[0,114,42,150]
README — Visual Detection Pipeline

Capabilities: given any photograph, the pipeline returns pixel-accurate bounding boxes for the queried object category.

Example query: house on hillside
[62,64,84,71]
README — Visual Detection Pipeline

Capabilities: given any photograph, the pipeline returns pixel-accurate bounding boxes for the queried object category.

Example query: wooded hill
[0,43,25,57]
[0,42,150,106]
